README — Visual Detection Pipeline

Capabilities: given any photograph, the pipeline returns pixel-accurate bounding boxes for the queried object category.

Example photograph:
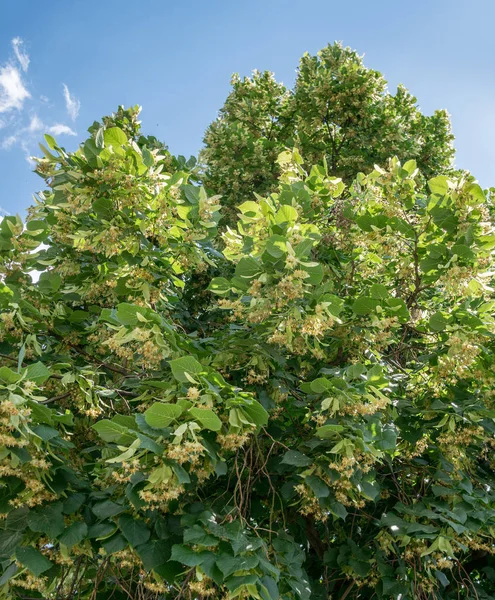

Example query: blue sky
[1,0,494,216]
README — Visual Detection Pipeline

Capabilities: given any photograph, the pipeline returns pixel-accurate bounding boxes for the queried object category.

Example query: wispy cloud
[29,114,76,137]
[0,63,30,113]
[47,123,76,136]
[0,37,77,157]
[63,84,80,121]
[0,134,18,150]
[11,37,29,72]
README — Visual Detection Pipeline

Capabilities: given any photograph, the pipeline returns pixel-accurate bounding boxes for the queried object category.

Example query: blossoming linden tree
[1,44,495,600]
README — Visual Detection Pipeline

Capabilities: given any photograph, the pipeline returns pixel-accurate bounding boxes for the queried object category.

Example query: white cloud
[0,134,17,149]
[47,123,76,136]
[2,113,75,153]
[62,84,80,121]
[28,114,75,136]
[0,64,30,113]
[11,37,29,72]
[0,38,77,158]
[28,114,43,132]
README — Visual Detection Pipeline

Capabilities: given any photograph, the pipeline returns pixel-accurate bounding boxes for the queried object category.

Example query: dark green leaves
[217,554,259,578]
[170,545,210,567]
[281,450,312,467]
[136,540,171,571]
[92,500,125,520]
[0,530,23,559]
[16,547,53,576]
[58,522,88,548]
[28,504,64,538]
[118,515,150,547]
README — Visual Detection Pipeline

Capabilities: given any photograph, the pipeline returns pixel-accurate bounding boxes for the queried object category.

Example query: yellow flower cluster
[167,441,205,466]
[138,484,185,510]
[436,333,480,383]
[188,578,217,597]
[217,432,252,452]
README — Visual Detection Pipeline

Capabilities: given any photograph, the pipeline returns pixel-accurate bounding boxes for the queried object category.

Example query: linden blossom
[1,44,494,598]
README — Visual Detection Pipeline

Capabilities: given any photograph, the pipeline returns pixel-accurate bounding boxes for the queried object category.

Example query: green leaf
[216,554,259,578]
[208,277,232,296]
[142,146,154,167]
[92,500,125,520]
[306,476,329,498]
[95,127,105,148]
[87,522,116,539]
[428,175,449,196]
[275,205,298,225]
[402,159,417,176]
[16,547,53,576]
[136,540,171,571]
[435,569,450,587]
[183,525,219,547]
[330,502,348,521]
[309,378,332,394]
[58,522,88,549]
[25,361,51,384]
[104,126,127,150]
[118,514,150,547]
[5,507,29,531]
[0,563,18,587]
[370,284,389,299]
[352,296,379,316]
[189,407,222,431]
[63,493,86,515]
[429,312,448,332]
[32,424,59,442]
[106,438,141,463]
[28,504,64,537]
[170,544,210,567]
[265,235,287,258]
[92,419,130,443]
[169,356,204,383]
[316,424,344,438]
[281,450,312,467]
[451,244,475,260]
[0,366,21,384]
[0,530,23,558]
[235,257,262,279]
[102,533,127,555]
[144,403,183,428]
[92,197,114,219]
[44,133,57,149]
[241,400,269,426]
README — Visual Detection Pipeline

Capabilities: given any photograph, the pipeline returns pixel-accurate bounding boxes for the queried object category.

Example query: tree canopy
[201,43,454,215]
[1,45,495,600]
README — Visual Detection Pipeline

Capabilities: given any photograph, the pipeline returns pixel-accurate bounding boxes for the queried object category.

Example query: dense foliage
[1,46,495,600]
[201,43,454,216]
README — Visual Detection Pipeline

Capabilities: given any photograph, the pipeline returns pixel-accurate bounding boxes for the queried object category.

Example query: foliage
[201,43,454,216]
[0,82,494,600]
